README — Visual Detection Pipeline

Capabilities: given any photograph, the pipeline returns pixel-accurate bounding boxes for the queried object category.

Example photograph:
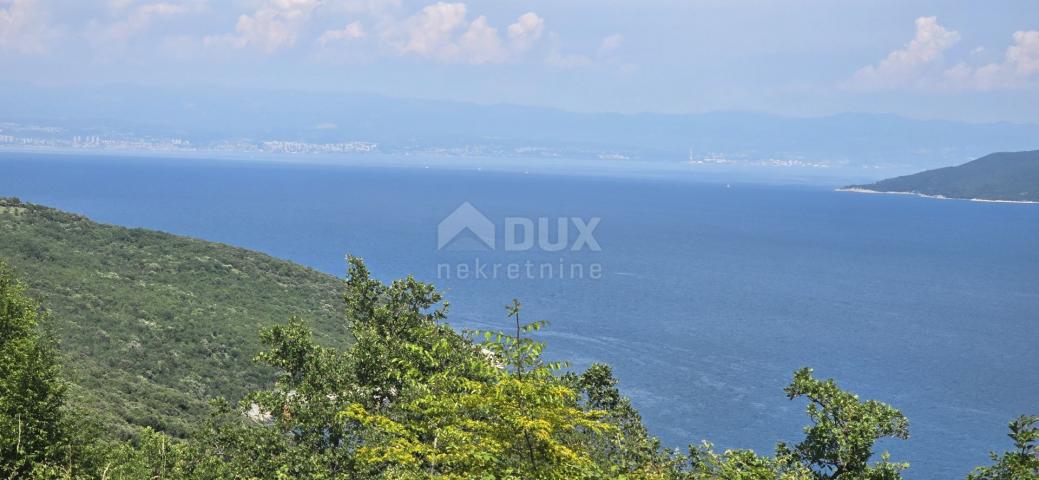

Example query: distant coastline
[836,187,1039,204]
[839,150,1039,204]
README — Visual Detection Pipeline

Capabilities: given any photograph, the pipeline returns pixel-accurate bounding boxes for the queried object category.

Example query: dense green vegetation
[1,200,1035,478]
[845,150,1039,202]
[0,260,67,477]
[0,197,347,438]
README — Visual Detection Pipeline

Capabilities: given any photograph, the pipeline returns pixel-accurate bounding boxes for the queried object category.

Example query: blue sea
[2,152,1037,478]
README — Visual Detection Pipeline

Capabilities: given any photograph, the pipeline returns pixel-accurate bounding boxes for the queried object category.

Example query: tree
[967,415,1039,480]
[688,441,813,480]
[568,363,684,477]
[100,427,229,480]
[344,299,614,479]
[782,368,909,480]
[100,256,614,479]
[0,260,68,477]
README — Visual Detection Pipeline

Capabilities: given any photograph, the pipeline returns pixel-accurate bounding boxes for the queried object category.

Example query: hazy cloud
[3,0,548,63]
[546,50,591,68]
[318,20,365,46]
[0,0,61,54]
[598,33,622,57]
[91,1,203,44]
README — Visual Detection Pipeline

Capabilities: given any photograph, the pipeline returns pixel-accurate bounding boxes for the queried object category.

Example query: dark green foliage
[968,415,1039,480]
[0,261,113,479]
[0,259,68,477]
[568,363,681,476]
[0,197,347,439]
[680,368,913,480]
[846,150,1039,202]
[782,368,909,479]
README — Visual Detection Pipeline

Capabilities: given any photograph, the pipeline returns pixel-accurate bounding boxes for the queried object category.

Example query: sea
[2,151,1037,478]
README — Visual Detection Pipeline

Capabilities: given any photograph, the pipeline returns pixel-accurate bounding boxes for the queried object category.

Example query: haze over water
[2,152,1037,478]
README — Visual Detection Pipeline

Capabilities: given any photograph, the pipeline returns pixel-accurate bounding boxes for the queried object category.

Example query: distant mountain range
[3,84,1039,171]
[841,150,1039,203]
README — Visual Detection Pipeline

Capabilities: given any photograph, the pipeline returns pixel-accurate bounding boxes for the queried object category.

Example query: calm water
[2,152,1037,478]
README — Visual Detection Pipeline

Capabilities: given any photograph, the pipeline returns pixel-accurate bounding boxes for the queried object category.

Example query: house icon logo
[437,202,496,251]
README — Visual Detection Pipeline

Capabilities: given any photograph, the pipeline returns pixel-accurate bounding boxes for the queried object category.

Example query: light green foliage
[345,297,613,479]
[687,442,813,480]
[0,197,347,438]
[782,368,909,479]
[95,427,230,480]
[967,415,1039,480]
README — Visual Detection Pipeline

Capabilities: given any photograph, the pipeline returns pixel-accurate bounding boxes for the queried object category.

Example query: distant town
[2,129,377,156]
[1,120,841,168]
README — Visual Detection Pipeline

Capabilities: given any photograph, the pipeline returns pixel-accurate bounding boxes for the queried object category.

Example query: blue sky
[2,0,1038,122]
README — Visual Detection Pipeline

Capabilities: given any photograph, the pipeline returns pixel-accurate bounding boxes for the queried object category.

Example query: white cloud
[386,2,542,64]
[848,17,1039,92]
[318,20,365,46]
[204,0,318,53]
[6,0,547,63]
[457,15,505,64]
[506,12,543,52]
[942,30,1039,91]
[0,0,61,54]
[392,2,467,59]
[848,16,960,90]
[1007,30,1039,76]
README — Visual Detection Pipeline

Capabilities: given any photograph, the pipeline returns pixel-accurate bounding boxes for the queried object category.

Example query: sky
[2,0,1038,123]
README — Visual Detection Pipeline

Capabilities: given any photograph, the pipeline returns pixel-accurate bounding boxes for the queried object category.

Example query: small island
[840,150,1039,203]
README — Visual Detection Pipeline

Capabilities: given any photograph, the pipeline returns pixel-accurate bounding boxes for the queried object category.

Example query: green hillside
[0,197,347,438]
[845,150,1039,202]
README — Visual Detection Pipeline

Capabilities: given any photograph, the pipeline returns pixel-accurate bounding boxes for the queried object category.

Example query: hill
[0,197,348,438]
[842,150,1039,202]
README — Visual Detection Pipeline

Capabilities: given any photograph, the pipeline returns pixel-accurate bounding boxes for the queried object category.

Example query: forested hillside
[0,197,347,438]
[844,150,1039,202]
